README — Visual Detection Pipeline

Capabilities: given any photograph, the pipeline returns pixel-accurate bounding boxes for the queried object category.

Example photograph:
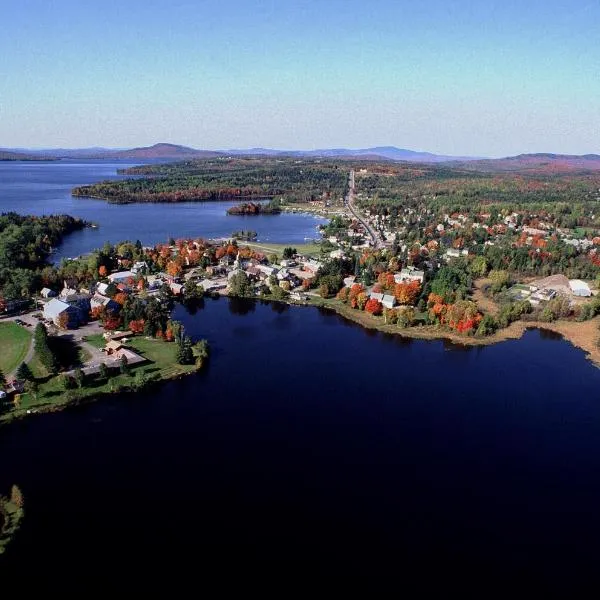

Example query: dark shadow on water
[228,297,256,316]
[269,301,289,315]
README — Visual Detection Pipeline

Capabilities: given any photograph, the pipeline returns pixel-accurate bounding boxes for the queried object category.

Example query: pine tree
[119,354,129,375]
[15,362,33,382]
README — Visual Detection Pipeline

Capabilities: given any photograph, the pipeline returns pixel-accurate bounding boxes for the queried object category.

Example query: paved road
[345,170,385,249]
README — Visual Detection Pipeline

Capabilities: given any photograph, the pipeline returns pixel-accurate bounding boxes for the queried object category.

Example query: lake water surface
[1,298,599,585]
[0,160,327,262]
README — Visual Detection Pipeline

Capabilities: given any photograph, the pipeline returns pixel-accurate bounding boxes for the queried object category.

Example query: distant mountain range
[0,149,54,161]
[0,143,474,162]
[1,143,599,170]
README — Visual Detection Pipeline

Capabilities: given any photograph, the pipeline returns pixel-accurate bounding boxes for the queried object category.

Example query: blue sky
[1,0,598,156]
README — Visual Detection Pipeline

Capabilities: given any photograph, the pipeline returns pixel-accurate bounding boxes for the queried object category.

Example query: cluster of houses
[341,266,425,309]
[40,264,180,329]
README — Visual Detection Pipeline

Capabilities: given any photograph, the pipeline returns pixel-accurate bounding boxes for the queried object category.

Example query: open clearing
[0,322,31,376]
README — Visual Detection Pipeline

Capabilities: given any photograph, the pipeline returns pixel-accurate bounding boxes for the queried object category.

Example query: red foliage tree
[129,319,145,334]
[365,298,383,315]
[104,315,122,330]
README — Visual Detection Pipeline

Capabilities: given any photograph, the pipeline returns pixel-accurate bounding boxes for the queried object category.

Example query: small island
[226,200,282,216]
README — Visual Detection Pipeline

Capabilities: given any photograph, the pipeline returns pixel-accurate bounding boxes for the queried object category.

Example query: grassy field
[0,322,31,376]
[83,333,105,349]
[1,334,203,423]
[242,241,322,258]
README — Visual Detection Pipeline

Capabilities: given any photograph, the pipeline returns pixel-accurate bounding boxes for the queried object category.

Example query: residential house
[96,282,110,296]
[382,294,396,309]
[40,287,57,298]
[131,261,149,275]
[43,298,81,328]
[303,260,323,275]
[396,267,425,284]
[90,294,120,314]
[170,282,184,295]
[108,271,135,284]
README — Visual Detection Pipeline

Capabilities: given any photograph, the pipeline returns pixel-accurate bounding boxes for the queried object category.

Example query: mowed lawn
[0,322,31,376]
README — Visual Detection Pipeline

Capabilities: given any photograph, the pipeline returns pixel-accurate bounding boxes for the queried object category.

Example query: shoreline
[0,353,205,428]
[2,293,599,431]
[302,296,600,368]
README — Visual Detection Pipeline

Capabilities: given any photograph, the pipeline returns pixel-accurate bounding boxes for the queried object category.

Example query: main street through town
[345,170,385,249]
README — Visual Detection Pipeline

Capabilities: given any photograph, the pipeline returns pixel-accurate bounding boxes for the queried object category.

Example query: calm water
[1,298,600,585]
[0,160,327,262]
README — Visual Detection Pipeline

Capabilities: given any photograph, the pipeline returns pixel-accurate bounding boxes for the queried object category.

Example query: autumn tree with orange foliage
[444,300,481,333]
[98,265,107,277]
[113,292,128,305]
[336,287,350,303]
[348,283,365,309]
[166,260,183,277]
[394,280,420,305]
[90,306,105,321]
[377,271,396,291]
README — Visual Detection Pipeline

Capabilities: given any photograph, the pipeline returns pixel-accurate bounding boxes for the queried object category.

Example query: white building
[569,280,592,297]
[382,294,396,309]
[396,267,424,284]
[108,271,134,284]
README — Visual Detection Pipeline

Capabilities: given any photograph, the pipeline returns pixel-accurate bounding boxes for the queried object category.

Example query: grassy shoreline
[0,336,207,427]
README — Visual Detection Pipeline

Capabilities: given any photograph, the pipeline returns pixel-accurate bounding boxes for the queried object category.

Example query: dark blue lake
[1,298,599,585]
[0,160,327,262]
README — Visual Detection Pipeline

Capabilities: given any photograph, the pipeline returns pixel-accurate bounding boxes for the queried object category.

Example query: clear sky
[1,0,598,156]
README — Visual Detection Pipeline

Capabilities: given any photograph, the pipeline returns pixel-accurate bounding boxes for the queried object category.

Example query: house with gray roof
[43,298,81,329]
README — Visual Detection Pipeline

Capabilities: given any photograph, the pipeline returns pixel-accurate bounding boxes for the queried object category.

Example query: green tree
[488,269,511,293]
[282,247,297,259]
[177,335,194,365]
[133,369,149,390]
[62,375,76,390]
[73,368,85,389]
[15,362,33,382]
[228,271,253,297]
[24,380,39,401]
[469,255,489,278]
[119,354,129,375]
[98,363,109,380]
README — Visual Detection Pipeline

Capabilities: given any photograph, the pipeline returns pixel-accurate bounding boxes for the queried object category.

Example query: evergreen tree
[15,362,33,382]
[34,323,58,374]
[73,368,85,389]
[99,363,109,380]
[119,354,129,375]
